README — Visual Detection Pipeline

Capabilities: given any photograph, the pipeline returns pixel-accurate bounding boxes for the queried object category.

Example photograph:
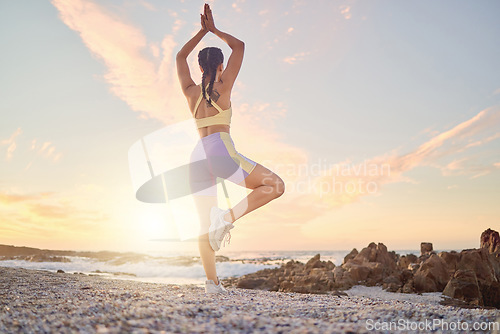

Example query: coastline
[1,266,498,333]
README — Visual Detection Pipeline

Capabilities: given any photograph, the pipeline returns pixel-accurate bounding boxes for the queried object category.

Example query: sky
[1,0,499,255]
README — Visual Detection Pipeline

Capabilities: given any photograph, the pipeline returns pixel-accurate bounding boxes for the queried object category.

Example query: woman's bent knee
[274,177,285,198]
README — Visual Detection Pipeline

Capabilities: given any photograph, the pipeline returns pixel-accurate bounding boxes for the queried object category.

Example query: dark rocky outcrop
[397,254,418,271]
[414,254,451,292]
[443,269,483,306]
[421,242,433,255]
[481,228,500,254]
[226,228,500,309]
[342,248,358,265]
[235,256,337,294]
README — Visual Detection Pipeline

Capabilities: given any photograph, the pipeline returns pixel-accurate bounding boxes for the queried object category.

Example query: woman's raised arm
[176,15,208,96]
[202,4,244,89]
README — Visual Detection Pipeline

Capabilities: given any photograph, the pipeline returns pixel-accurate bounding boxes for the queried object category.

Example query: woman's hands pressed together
[201,4,217,33]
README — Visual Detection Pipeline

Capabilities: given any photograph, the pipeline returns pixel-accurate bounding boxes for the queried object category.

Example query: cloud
[255,106,500,216]
[52,0,187,124]
[463,132,500,150]
[27,202,76,220]
[1,127,62,168]
[231,0,246,13]
[30,139,62,161]
[339,5,351,20]
[0,189,109,243]
[138,0,156,11]
[0,191,52,204]
[24,139,63,170]
[283,51,310,65]
[439,156,498,179]
[1,127,22,161]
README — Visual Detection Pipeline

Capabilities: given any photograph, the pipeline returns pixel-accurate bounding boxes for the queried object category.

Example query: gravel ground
[1,266,499,334]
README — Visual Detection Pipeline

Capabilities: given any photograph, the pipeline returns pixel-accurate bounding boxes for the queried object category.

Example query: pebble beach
[1,266,499,333]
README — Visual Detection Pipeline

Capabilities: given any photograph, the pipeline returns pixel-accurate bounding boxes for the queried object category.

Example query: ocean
[0,248,425,285]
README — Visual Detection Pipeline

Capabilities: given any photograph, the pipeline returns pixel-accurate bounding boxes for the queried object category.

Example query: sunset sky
[1,0,499,255]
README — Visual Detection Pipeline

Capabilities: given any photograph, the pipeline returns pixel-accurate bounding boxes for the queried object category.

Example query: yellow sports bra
[193,84,232,129]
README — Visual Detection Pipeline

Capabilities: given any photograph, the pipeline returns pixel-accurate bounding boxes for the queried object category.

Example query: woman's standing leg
[189,138,221,285]
[193,195,220,284]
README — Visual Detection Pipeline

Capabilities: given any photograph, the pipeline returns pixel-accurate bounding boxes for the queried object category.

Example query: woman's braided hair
[198,47,224,106]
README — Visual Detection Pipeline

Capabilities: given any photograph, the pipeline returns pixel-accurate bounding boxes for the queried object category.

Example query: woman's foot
[209,207,234,251]
[204,276,228,294]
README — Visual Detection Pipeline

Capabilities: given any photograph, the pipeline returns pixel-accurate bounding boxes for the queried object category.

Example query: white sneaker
[209,207,234,251]
[205,276,228,294]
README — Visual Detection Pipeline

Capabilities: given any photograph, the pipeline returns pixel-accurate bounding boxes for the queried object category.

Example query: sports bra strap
[193,91,204,117]
[193,84,225,117]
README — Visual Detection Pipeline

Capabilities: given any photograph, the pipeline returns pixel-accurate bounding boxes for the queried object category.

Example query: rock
[456,247,500,308]
[342,242,398,288]
[56,269,65,273]
[383,275,403,292]
[397,254,418,270]
[384,282,400,292]
[438,251,460,276]
[343,248,358,265]
[215,255,230,262]
[26,254,71,263]
[401,279,416,294]
[237,277,278,291]
[236,255,338,294]
[414,254,451,292]
[366,263,385,286]
[420,242,433,256]
[408,263,420,273]
[400,269,414,284]
[332,266,345,281]
[383,275,402,285]
[330,290,348,297]
[481,228,500,254]
[331,266,356,290]
[353,242,378,263]
[443,269,483,306]
[305,254,323,270]
[349,243,397,270]
[347,264,371,282]
[481,281,500,309]
[457,248,497,285]
[325,260,336,271]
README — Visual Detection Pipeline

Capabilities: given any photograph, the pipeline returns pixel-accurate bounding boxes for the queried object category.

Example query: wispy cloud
[0,189,109,243]
[339,5,351,20]
[52,0,186,124]
[138,0,156,11]
[305,106,500,209]
[283,51,310,65]
[0,191,52,204]
[30,139,63,161]
[0,127,22,161]
[1,128,62,167]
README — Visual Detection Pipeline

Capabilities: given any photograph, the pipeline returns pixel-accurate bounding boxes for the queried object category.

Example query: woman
[176,4,285,294]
